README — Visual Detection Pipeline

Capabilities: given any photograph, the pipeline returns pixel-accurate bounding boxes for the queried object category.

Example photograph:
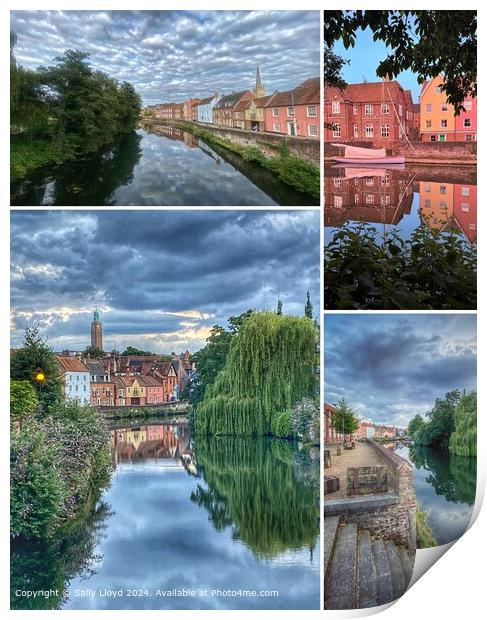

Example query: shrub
[292,397,320,443]
[11,380,39,425]
[270,409,293,438]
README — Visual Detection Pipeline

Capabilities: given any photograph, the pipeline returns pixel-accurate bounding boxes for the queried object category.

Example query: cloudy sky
[325,314,477,428]
[11,210,319,353]
[11,10,320,106]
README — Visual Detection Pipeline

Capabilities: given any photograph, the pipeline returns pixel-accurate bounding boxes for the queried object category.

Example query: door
[287,121,296,136]
[439,134,446,142]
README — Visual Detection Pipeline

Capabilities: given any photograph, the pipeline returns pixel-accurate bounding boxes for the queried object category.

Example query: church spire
[254,65,265,98]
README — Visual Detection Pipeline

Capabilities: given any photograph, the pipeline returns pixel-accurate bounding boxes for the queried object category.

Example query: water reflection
[11,126,317,206]
[324,166,477,243]
[11,423,319,610]
[393,444,476,545]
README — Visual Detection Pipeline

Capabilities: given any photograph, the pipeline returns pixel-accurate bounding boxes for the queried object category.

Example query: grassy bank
[416,505,437,548]
[11,135,73,181]
[175,121,320,200]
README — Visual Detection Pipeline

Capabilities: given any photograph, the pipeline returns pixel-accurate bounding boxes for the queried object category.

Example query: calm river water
[11,127,317,206]
[324,166,477,244]
[392,444,476,545]
[11,422,320,610]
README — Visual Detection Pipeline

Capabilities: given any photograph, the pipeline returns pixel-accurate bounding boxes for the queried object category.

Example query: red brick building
[213,90,255,128]
[324,80,414,143]
[324,402,344,443]
[264,77,320,137]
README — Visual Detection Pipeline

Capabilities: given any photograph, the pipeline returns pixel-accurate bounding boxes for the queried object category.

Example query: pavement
[324,442,382,500]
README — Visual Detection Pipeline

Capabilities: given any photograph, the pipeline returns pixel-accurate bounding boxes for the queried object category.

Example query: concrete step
[358,530,377,608]
[324,523,358,609]
[385,540,406,600]
[323,516,340,585]
[398,546,414,586]
[372,538,394,606]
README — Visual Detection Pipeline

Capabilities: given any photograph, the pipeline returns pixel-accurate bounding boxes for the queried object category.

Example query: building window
[398,104,403,116]
[424,199,432,207]
[365,124,373,137]
[353,123,359,138]
[308,124,318,136]
[439,185,447,194]
[353,104,358,115]
[464,118,471,127]
[334,195,343,208]
[424,183,431,192]
[440,119,448,128]
[333,178,342,188]
[273,122,281,131]
[464,100,473,110]
[307,105,317,117]
[435,86,442,94]
[366,194,374,205]
[331,101,340,114]
[426,120,432,128]
[354,194,359,204]
[381,124,390,138]
[430,135,436,141]
[425,103,432,113]
[272,108,279,117]
[332,124,341,138]
[381,103,389,114]
[465,134,473,141]
[381,174,390,187]
[365,177,374,186]
[462,187,470,197]
[287,106,295,117]
[365,104,373,115]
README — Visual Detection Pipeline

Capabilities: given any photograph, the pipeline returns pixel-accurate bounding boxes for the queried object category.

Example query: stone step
[324,523,358,609]
[358,530,377,608]
[323,516,340,586]
[398,546,414,586]
[385,540,406,600]
[372,538,394,606]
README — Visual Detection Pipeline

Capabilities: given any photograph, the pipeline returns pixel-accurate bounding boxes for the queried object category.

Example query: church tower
[91,308,103,351]
[253,65,265,98]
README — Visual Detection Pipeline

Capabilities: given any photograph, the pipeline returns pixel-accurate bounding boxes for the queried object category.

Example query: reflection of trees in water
[11,500,113,610]
[409,444,476,506]
[12,130,142,206]
[191,436,319,559]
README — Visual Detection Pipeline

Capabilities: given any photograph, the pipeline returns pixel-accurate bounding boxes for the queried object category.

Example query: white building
[56,355,91,404]
[197,94,220,124]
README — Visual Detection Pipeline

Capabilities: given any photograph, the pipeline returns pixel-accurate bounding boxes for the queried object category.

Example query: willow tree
[449,391,477,457]
[194,311,316,435]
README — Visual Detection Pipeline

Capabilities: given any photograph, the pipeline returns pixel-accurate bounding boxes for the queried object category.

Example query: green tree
[324,11,477,113]
[10,380,39,426]
[449,390,476,456]
[10,326,63,415]
[276,299,283,315]
[407,413,425,438]
[83,345,105,358]
[330,398,360,438]
[304,291,313,319]
[415,390,461,448]
[121,346,154,356]
[324,46,348,89]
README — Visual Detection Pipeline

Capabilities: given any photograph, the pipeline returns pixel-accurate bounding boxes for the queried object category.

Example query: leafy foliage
[121,346,155,356]
[194,312,317,436]
[416,505,437,548]
[330,397,360,437]
[324,222,477,310]
[10,380,39,425]
[83,345,105,358]
[291,397,320,443]
[324,46,348,89]
[10,325,63,416]
[412,390,461,449]
[270,409,293,438]
[324,11,477,113]
[449,391,476,456]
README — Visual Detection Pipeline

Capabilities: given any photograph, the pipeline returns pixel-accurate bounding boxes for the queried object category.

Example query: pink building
[454,96,477,141]
[144,375,165,404]
[453,184,477,243]
[264,77,320,138]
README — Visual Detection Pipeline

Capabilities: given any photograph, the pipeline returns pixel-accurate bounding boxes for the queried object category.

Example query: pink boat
[331,143,405,165]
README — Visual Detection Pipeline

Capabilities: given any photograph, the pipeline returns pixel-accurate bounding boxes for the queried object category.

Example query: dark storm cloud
[11,210,319,352]
[10,10,320,105]
[324,314,477,427]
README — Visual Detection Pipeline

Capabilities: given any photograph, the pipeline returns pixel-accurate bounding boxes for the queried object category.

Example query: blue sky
[332,27,422,102]
[325,314,477,428]
[10,210,320,353]
[11,10,320,106]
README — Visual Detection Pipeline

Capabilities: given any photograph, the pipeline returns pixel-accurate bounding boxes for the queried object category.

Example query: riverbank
[11,136,70,181]
[145,120,320,201]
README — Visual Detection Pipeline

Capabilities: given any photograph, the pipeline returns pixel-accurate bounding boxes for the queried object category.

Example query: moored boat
[331,143,405,165]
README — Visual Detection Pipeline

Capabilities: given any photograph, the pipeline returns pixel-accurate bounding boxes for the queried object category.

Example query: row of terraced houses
[144,66,320,139]
[324,75,476,143]
[55,351,194,407]
[324,403,404,444]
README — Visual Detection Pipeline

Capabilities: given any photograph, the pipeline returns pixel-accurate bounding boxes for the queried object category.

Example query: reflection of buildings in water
[419,181,477,243]
[324,169,414,227]
[152,125,199,148]
[111,424,193,466]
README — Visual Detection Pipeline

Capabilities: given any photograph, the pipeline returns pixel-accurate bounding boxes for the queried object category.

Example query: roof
[324,80,413,107]
[85,360,108,376]
[198,95,217,106]
[265,78,320,107]
[143,375,163,387]
[56,355,89,373]
[214,90,253,109]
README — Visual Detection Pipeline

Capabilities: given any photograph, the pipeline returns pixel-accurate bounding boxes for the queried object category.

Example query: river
[11,127,317,207]
[11,422,320,610]
[324,165,477,245]
[391,443,476,545]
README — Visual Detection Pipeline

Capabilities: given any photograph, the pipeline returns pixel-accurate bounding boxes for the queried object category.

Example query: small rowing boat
[331,143,405,165]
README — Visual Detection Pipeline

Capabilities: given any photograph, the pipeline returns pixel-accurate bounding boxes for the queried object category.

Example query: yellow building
[244,95,272,131]
[419,181,454,229]
[419,75,456,141]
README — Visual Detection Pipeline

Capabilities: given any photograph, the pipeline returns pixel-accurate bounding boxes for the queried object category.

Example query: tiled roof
[265,78,320,107]
[198,95,216,105]
[214,90,253,109]
[56,355,89,373]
